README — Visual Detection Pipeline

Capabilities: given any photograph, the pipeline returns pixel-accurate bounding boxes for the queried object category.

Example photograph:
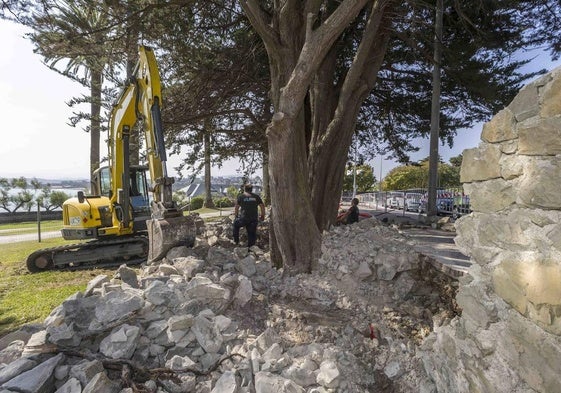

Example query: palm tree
[27,1,114,185]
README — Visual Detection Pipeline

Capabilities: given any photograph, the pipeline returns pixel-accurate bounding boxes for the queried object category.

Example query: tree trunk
[90,69,102,186]
[309,5,393,230]
[126,14,140,166]
[203,127,215,208]
[267,111,321,274]
[242,0,373,273]
[261,152,270,205]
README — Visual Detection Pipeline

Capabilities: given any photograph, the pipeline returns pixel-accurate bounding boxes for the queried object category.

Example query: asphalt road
[0,230,60,244]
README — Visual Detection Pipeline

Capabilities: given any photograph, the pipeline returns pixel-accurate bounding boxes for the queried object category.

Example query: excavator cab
[93,165,152,232]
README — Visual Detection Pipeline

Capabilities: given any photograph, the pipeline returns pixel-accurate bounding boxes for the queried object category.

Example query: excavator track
[26,236,149,273]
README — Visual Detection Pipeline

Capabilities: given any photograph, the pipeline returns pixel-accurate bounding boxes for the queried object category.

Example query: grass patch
[0,213,232,338]
[0,238,117,337]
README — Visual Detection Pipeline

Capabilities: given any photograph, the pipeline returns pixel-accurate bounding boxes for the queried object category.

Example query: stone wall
[420,68,561,392]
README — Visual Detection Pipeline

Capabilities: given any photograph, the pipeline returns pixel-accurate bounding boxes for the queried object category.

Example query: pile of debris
[0,216,459,393]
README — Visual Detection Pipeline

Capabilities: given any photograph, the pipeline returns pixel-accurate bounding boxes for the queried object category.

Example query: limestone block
[526,302,552,327]
[99,324,141,359]
[82,371,121,393]
[481,108,517,143]
[518,158,561,209]
[547,225,561,251]
[493,256,561,333]
[192,315,223,353]
[211,370,239,393]
[539,67,561,117]
[2,353,64,393]
[524,261,561,305]
[518,116,561,155]
[492,266,528,316]
[508,73,549,122]
[499,139,518,154]
[316,360,340,389]
[463,179,516,213]
[456,282,498,329]
[460,144,502,183]
[255,371,306,393]
[499,154,524,180]
[477,214,529,251]
[0,357,37,385]
[502,309,561,391]
[454,215,477,257]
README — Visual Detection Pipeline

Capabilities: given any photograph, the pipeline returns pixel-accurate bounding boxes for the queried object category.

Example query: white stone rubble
[0,216,457,392]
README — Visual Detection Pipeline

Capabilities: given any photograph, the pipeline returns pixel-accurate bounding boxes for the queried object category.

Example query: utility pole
[379,154,383,190]
[428,0,443,218]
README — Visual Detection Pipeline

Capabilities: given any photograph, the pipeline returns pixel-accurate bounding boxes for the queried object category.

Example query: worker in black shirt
[233,183,266,248]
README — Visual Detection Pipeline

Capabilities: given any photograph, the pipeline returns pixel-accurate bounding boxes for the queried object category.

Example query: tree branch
[240,0,279,51]
[282,0,370,115]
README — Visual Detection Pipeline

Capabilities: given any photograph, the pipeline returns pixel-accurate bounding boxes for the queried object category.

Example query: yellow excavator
[26,46,196,272]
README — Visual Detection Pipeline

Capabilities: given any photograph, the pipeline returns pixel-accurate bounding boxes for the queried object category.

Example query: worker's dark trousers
[233,218,258,247]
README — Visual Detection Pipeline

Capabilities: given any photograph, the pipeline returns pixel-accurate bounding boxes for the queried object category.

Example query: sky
[1,19,560,181]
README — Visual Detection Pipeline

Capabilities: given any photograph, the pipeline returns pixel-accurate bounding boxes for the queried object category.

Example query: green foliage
[173,190,189,208]
[449,154,463,168]
[226,186,240,200]
[382,159,460,190]
[214,197,234,208]
[190,196,204,210]
[49,191,71,210]
[382,165,428,191]
[342,164,376,193]
[0,176,42,213]
[37,187,72,212]
[0,177,75,214]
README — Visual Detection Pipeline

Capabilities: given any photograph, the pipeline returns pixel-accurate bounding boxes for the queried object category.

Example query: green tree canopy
[382,158,460,190]
[342,164,376,193]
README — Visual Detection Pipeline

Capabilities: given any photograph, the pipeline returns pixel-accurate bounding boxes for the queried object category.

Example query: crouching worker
[337,197,360,225]
[233,184,266,248]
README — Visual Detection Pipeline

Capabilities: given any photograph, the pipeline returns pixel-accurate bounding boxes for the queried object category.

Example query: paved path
[360,205,471,278]
[400,227,470,277]
[0,230,60,244]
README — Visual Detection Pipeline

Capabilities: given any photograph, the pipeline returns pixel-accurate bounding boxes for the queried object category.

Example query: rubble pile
[0,217,459,393]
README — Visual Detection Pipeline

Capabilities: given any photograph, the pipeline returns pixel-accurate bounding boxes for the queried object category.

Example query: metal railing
[357,188,470,217]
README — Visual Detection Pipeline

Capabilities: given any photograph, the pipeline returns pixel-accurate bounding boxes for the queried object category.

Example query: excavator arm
[108,45,195,260]
[109,46,178,220]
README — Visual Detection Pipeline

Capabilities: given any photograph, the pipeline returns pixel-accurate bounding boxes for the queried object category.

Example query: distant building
[180,183,224,198]
[176,175,263,198]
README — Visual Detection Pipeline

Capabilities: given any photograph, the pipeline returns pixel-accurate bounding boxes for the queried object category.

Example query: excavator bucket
[147,215,198,262]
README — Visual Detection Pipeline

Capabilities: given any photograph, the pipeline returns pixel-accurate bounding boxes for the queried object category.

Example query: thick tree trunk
[242,0,372,273]
[90,69,102,186]
[203,128,215,208]
[267,111,321,274]
[309,5,393,230]
[307,48,348,230]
